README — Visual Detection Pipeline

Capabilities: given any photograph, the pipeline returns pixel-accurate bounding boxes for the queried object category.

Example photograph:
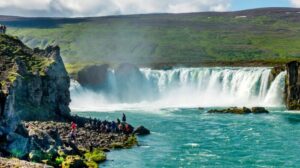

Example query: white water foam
[70,67,286,112]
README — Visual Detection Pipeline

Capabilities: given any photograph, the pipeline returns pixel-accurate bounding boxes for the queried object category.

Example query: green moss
[7,71,19,83]
[124,135,138,147]
[110,142,124,149]
[0,34,55,90]
[83,148,106,168]
[55,156,65,167]
[61,155,87,168]
[65,63,90,77]
[84,148,106,163]
[110,135,138,149]
[85,161,98,168]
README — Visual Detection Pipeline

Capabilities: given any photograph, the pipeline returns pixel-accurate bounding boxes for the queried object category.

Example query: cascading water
[70,67,286,111]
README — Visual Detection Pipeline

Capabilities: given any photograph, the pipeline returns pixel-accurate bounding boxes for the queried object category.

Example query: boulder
[133,126,150,135]
[29,150,50,163]
[28,128,56,150]
[251,107,269,114]
[6,133,29,158]
[26,126,63,161]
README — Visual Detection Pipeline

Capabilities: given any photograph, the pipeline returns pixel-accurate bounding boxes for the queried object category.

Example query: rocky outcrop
[77,64,109,89]
[24,121,131,150]
[0,34,71,160]
[207,107,269,114]
[251,107,269,114]
[269,65,285,83]
[285,61,300,110]
[0,34,71,123]
[0,35,145,167]
[24,121,137,167]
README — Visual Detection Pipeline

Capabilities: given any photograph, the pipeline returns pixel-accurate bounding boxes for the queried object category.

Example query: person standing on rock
[122,113,126,122]
[69,121,77,141]
[71,121,77,134]
[111,121,117,133]
[3,25,6,34]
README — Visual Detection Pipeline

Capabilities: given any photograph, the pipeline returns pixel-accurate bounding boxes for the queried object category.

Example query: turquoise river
[70,67,299,167]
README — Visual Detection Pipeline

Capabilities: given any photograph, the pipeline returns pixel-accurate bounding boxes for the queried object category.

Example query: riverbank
[0,118,144,168]
[20,120,138,167]
[24,121,137,149]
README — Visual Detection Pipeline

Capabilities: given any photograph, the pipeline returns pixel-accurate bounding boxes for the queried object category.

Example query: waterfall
[70,67,286,111]
[263,71,287,106]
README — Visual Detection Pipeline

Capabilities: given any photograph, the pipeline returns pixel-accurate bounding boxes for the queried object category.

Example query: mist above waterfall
[70,67,286,111]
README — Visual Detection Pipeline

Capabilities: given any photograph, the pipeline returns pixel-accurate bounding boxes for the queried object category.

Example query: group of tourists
[87,113,133,134]
[0,25,7,34]
[68,113,133,141]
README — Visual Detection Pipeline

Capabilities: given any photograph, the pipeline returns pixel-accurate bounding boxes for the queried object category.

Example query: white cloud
[0,0,231,17]
[290,0,300,7]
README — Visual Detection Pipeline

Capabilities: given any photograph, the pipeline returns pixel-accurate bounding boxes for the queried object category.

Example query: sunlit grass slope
[2,7,300,71]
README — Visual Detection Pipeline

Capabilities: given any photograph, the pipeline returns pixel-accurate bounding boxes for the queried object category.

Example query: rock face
[269,65,285,83]
[0,34,71,158]
[286,61,300,110]
[77,64,109,89]
[0,34,71,123]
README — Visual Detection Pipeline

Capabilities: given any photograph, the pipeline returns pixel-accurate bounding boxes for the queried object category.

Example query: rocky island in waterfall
[1,3,300,168]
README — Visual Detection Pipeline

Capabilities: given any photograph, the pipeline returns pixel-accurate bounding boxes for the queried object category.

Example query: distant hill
[1,7,300,71]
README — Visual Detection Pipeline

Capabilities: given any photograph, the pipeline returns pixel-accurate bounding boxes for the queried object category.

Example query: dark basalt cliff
[285,61,300,110]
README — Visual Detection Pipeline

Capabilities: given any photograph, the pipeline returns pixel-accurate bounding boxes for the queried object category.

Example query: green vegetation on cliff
[0,34,71,120]
[2,7,300,70]
[0,34,54,88]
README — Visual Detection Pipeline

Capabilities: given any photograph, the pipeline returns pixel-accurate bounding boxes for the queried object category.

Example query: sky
[0,0,299,17]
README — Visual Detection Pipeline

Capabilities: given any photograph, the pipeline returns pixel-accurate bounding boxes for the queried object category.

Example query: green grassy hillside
[1,7,300,72]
